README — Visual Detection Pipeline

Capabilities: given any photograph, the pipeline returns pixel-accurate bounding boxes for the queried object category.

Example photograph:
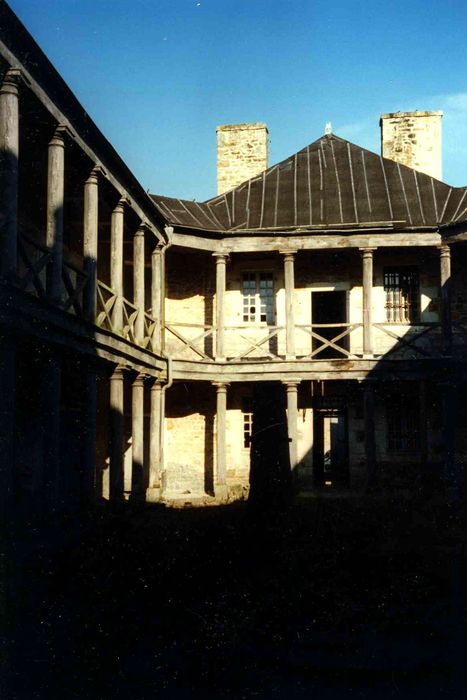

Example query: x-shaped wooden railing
[17,231,88,316]
[122,297,139,344]
[17,233,51,300]
[96,281,117,332]
[164,323,214,360]
[373,323,440,358]
[61,259,87,315]
[296,323,362,360]
[224,325,283,360]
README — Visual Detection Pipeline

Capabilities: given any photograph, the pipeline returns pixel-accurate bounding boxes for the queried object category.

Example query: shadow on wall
[248,381,292,512]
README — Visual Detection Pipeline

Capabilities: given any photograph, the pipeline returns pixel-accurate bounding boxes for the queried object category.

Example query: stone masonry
[217,123,269,194]
[380,111,443,180]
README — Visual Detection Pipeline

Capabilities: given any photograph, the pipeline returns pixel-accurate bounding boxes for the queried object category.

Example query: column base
[146,486,162,503]
[214,483,229,501]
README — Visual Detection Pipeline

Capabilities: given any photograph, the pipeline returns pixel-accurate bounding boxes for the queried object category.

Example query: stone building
[0,2,466,517]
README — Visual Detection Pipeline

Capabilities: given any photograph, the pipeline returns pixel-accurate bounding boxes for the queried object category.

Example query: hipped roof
[151,134,467,234]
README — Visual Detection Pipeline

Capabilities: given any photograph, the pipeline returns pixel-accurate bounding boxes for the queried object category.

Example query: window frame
[385,393,420,454]
[241,271,275,325]
[241,397,253,450]
[383,267,420,324]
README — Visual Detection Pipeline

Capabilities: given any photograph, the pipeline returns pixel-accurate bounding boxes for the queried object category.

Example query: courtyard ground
[5,493,466,699]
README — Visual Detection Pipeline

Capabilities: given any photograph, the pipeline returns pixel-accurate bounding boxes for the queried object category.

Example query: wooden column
[214,382,228,494]
[46,127,66,305]
[109,366,124,501]
[151,244,164,354]
[82,368,97,501]
[131,373,146,500]
[439,245,452,355]
[110,199,125,333]
[133,226,145,344]
[363,382,376,488]
[360,248,375,356]
[0,69,20,280]
[284,380,300,470]
[213,254,228,361]
[83,167,99,321]
[149,379,163,490]
[41,350,62,507]
[281,251,297,360]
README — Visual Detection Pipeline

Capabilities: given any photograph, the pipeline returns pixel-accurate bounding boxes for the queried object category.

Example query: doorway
[313,408,349,488]
[311,290,348,359]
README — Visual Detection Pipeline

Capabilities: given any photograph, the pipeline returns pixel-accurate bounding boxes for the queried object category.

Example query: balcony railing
[17,231,88,316]
[15,233,160,353]
[162,320,451,362]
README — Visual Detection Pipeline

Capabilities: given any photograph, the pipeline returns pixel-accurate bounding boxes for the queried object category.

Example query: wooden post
[133,226,145,344]
[151,244,164,354]
[46,127,66,305]
[214,381,228,495]
[439,245,452,355]
[41,350,62,507]
[82,367,97,501]
[109,366,124,501]
[149,379,163,489]
[213,254,228,361]
[83,167,99,321]
[281,251,297,360]
[284,380,300,470]
[131,373,146,500]
[360,248,375,356]
[0,69,20,280]
[363,382,376,488]
[110,199,125,333]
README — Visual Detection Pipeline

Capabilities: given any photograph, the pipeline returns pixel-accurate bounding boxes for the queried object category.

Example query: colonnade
[0,66,168,512]
[210,245,453,361]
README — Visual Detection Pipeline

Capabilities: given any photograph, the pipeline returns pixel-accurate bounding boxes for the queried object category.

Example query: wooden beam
[171,231,441,253]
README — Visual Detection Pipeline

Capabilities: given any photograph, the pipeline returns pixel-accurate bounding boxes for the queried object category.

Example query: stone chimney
[216,123,268,194]
[380,111,443,180]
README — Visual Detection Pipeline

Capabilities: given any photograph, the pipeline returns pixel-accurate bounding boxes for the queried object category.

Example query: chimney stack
[380,111,443,180]
[216,123,268,195]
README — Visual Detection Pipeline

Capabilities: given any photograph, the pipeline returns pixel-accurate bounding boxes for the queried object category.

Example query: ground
[5,493,466,700]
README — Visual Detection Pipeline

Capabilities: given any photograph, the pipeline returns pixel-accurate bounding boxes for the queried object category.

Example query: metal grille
[386,394,420,453]
[242,272,274,323]
[384,268,420,323]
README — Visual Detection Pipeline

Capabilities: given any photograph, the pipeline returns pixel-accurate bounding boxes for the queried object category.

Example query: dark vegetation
[6,493,466,700]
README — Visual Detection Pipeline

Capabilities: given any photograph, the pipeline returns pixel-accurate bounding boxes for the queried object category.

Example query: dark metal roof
[151,134,467,233]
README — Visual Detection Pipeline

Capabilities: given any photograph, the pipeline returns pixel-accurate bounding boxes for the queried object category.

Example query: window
[386,394,419,453]
[383,268,420,323]
[242,272,274,323]
[242,397,253,449]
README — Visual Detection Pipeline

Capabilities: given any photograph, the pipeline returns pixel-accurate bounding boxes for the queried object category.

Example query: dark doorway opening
[311,290,347,359]
[313,408,349,488]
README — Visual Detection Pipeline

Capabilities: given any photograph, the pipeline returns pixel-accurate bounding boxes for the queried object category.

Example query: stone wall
[380,111,443,180]
[217,123,268,194]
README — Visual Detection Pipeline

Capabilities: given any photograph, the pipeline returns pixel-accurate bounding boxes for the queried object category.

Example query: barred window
[386,394,420,453]
[242,397,253,449]
[242,272,274,323]
[384,268,420,323]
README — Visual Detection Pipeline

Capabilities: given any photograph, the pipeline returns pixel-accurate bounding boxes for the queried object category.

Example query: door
[313,409,349,487]
[311,291,347,359]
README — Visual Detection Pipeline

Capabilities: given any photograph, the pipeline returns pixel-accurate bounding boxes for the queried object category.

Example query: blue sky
[8,0,467,200]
